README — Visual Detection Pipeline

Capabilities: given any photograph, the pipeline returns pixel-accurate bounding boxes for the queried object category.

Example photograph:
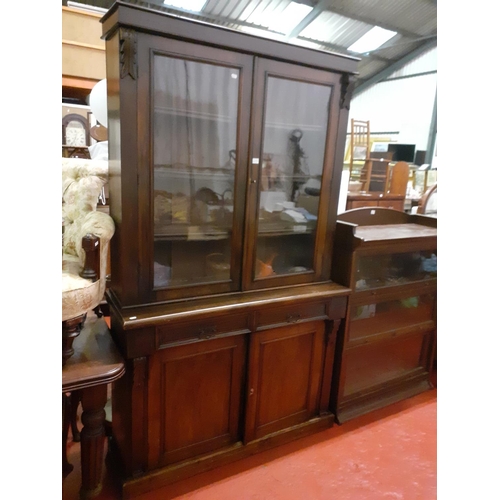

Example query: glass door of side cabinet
[354,249,437,291]
[142,37,253,301]
[243,58,342,290]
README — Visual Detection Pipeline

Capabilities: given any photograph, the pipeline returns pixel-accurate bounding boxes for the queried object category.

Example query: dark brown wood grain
[244,321,325,442]
[148,335,246,467]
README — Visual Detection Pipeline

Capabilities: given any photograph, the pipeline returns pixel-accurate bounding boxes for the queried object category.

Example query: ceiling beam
[286,0,332,40]
[353,38,437,96]
[297,36,392,63]
[367,34,437,54]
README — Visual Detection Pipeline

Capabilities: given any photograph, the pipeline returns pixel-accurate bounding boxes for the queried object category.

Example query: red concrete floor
[63,375,437,500]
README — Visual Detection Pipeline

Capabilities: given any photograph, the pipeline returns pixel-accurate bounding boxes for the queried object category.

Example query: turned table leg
[79,384,108,499]
[71,390,82,442]
[62,393,74,476]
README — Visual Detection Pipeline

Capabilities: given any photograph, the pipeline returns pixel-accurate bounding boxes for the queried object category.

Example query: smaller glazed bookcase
[330,207,437,423]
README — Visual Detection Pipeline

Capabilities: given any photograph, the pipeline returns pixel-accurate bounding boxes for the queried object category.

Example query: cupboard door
[244,321,325,443]
[148,335,246,467]
[137,35,253,302]
[243,59,342,290]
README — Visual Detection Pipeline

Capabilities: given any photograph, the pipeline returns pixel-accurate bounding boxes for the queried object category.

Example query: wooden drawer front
[255,301,329,330]
[378,200,404,211]
[348,200,379,210]
[157,313,250,348]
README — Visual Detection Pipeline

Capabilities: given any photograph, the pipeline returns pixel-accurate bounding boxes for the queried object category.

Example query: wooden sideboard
[346,193,405,211]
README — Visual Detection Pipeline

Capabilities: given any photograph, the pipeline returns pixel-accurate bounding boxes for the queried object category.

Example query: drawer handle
[198,326,217,339]
[286,314,302,323]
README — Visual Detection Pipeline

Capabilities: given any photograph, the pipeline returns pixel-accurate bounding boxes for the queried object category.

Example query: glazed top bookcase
[102,1,358,309]
[100,3,358,495]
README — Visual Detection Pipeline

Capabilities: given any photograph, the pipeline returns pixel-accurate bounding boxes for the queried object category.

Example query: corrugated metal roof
[356,58,389,79]
[299,11,371,48]
[329,0,437,37]
[64,0,437,93]
[388,46,437,78]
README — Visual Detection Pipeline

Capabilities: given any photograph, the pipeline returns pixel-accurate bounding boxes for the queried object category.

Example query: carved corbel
[340,74,356,110]
[119,28,137,80]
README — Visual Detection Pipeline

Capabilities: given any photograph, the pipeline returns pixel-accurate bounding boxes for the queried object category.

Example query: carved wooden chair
[417,183,437,217]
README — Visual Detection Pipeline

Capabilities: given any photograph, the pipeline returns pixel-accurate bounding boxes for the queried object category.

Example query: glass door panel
[355,250,437,291]
[152,55,240,288]
[254,76,332,279]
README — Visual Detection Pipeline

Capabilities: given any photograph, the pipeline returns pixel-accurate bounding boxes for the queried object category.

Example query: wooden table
[62,314,125,498]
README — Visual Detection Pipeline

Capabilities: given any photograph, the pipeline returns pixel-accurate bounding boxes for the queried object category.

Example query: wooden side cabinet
[331,208,437,423]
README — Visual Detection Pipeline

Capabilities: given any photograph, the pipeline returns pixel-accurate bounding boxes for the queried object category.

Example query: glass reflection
[152,55,239,288]
[255,76,332,279]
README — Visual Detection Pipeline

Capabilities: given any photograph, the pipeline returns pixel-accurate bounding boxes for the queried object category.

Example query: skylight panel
[348,26,397,54]
[163,0,207,13]
[244,2,313,36]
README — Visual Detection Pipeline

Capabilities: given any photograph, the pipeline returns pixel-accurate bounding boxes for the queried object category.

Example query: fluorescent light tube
[348,26,397,54]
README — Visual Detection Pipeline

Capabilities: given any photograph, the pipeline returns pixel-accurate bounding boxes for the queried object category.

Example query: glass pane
[152,55,239,288]
[349,293,435,342]
[355,250,437,290]
[343,334,426,397]
[254,77,332,279]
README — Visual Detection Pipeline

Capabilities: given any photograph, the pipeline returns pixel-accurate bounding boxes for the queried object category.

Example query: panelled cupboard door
[244,321,326,443]
[147,335,247,467]
[136,34,253,303]
[242,59,342,290]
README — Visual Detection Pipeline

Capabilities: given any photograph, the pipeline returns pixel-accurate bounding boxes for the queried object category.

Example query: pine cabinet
[331,208,437,423]
[101,2,357,496]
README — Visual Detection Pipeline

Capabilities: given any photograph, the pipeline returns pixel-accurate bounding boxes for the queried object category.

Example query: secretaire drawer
[157,312,250,348]
[255,301,329,330]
